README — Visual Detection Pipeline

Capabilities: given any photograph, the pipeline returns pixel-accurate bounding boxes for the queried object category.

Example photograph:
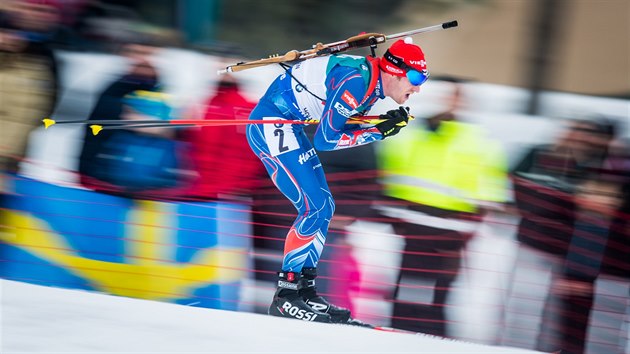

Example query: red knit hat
[379,38,428,77]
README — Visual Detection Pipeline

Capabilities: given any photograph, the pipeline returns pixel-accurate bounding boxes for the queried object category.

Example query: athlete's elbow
[313,137,335,151]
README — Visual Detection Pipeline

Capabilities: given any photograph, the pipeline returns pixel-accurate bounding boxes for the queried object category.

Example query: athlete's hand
[376,107,411,138]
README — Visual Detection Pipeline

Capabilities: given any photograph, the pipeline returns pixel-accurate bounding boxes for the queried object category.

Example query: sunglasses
[406,69,429,86]
[384,50,430,86]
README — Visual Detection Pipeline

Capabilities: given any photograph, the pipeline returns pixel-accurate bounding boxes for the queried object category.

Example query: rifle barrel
[385,20,458,41]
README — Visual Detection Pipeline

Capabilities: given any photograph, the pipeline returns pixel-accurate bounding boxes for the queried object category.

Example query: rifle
[218,20,457,75]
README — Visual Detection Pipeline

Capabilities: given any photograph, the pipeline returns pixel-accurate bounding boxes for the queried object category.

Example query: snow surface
[1,280,545,354]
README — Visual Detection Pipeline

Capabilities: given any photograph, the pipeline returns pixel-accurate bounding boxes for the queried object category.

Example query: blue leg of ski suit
[246,96,334,273]
[246,59,384,273]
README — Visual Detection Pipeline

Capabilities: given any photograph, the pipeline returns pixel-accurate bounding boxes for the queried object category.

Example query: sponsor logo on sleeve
[333,102,352,118]
[341,90,358,109]
[335,131,370,149]
[336,134,352,147]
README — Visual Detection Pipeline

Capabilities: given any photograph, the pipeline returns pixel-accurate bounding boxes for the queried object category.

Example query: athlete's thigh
[296,130,331,200]
[302,134,330,194]
[248,119,327,210]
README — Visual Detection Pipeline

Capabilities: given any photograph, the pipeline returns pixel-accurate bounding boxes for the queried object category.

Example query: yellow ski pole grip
[42,118,56,129]
[90,125,103,136]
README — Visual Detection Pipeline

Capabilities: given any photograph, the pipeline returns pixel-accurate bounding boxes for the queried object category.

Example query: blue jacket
[262,55,386,150]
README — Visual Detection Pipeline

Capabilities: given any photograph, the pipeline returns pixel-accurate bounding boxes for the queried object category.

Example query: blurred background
[1,1,628,354]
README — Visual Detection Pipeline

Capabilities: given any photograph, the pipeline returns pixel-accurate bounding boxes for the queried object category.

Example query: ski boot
[268,271,331,323]
[299,267,353,324]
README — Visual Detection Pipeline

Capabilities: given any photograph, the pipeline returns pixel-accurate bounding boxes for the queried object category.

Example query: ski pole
[87,121,311,136]
[43,116,398,130]
[85,114,415,136]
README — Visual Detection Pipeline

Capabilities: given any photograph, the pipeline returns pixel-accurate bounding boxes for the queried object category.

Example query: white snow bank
[1,280,545,354]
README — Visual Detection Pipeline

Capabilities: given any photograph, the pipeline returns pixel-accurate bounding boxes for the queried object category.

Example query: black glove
[375,107,410,138]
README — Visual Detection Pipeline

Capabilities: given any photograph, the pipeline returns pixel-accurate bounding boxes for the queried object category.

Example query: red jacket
[183,82,263,200]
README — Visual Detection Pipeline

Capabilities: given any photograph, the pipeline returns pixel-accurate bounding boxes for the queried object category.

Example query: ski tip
[42,118,56,129]
[372,326,417,334]
[343,318,375,329]
[90,125,103,136]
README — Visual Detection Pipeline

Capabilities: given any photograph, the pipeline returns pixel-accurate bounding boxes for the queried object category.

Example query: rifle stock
[218,50,302,74]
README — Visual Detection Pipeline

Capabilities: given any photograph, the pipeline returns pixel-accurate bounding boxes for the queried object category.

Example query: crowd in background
[1,2,628,354]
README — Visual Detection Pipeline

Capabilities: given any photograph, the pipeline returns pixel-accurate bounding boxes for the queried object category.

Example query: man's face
[0,30,27,52]
[568,122,609,155]
[388,75,421,104]
[14,1,60,32]
[122,44,158,77]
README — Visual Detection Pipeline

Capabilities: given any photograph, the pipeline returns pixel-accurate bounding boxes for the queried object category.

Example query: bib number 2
[274,124,289,153]
[264,119,299,156]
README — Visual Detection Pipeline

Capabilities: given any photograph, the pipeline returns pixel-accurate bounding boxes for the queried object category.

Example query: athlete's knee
[317,195,335,221]
[307,201,335,229]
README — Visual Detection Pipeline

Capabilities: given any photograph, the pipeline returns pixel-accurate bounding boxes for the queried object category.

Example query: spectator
[78,33,162,192]
[83,90,194,196]
[504,117,618,351]
[0,8,58,190]
[377,77,509,336]
[181,73,262,200]
[2,0,94,51]
[551,137,629,354]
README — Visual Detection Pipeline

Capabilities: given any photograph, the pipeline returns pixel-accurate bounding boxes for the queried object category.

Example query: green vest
[378,120,508,213]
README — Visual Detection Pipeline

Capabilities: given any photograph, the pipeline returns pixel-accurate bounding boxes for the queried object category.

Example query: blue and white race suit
[246,55,386,272]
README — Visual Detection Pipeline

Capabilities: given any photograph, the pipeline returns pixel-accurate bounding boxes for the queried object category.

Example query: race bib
[263,117,300,156]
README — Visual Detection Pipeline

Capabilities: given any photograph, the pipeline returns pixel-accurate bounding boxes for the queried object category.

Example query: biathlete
[246,38,430,324]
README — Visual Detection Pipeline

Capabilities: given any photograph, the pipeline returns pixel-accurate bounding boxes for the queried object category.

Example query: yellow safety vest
[378,120,508,213]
